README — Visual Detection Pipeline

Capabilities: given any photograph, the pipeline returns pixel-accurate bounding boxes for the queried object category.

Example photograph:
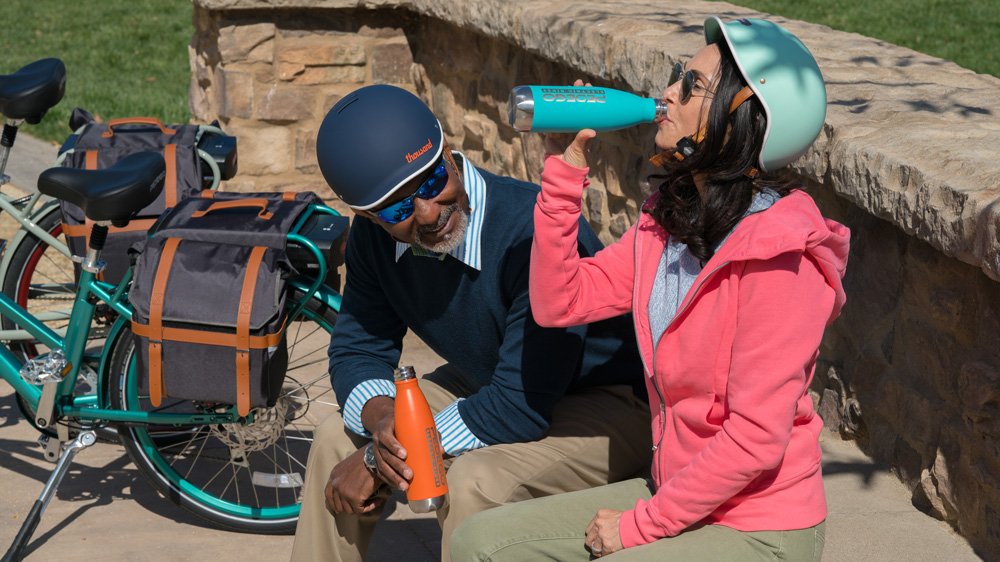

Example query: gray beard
[414,204,469,254]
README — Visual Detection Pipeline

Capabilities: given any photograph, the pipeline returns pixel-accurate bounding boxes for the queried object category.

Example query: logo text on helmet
[406,138,434,163]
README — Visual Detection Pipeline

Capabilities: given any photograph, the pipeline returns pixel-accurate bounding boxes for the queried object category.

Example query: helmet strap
[649,86,757,174]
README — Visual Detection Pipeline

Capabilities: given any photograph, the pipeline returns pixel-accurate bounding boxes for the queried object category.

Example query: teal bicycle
[1,152,344,560]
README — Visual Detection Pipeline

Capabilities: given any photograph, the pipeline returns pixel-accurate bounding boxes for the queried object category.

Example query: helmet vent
[336,95,360,114]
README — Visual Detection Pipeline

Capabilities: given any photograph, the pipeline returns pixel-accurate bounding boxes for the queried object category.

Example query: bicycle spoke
[247,463,261,508]
[272,441,309,472]
[167,428,210,467]
[182,430,214,478]
[201,458,233,493]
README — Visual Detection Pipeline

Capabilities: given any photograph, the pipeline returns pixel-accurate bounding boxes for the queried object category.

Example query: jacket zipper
[638,223,733,483]
[632,230,668,481]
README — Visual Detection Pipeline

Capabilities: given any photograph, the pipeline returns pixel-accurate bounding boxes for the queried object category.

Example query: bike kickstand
[2,430,97,562]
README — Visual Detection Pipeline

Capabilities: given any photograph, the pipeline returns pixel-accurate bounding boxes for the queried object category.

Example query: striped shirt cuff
[343,379,397,436]
[434,399,487,456]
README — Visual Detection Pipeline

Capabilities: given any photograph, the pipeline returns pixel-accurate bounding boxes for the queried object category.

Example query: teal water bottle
[508,85,668,133]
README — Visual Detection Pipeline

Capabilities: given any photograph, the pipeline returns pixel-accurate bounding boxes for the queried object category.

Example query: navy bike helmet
[316,85,444,210]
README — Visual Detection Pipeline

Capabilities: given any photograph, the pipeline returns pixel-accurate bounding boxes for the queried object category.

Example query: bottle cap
[394,365,416,381]
[507,86,535,132]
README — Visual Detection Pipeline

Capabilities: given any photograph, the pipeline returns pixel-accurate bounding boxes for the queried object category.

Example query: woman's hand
[554,129,597,169]
[584,509,625,557]
[542,79,597,169]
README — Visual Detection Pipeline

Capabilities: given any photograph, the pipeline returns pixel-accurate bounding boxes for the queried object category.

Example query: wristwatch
[363,443,379,476]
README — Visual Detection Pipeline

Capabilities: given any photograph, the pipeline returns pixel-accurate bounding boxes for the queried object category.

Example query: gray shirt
[648,188,780,344]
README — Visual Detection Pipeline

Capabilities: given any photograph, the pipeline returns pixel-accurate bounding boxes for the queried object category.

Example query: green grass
[720,0,999,77]
[1,0,996,145]
[0,0,193,143]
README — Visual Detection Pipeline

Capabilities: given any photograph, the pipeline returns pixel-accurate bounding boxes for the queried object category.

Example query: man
[291,84,650,562]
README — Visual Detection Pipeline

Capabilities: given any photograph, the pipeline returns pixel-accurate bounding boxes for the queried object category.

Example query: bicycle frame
[0,203,343,428]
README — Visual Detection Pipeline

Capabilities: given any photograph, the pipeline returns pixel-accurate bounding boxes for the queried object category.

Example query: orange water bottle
[394,365,448,512]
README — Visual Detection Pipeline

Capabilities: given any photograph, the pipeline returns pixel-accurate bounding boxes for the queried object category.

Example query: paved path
[0,331,982,561]
[0,132,983,561]
[1,129,55,194]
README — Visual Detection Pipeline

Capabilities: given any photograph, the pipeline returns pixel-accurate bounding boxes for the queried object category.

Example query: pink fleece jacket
[530,156,850,548]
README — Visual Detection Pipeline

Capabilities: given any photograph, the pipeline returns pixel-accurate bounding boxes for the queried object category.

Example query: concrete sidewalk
[1,129,56,194]
[0,132,984,560]
[0,332,982,562]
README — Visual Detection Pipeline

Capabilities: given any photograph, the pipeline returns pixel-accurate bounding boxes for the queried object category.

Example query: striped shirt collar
[394,150,486,271]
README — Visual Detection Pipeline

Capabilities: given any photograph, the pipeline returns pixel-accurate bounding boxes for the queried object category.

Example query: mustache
[417,204,459,234]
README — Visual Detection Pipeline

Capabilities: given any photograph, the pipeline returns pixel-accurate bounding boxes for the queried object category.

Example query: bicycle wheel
[1,203,107,435]
[0,202,110,359]
[110,291,339,534]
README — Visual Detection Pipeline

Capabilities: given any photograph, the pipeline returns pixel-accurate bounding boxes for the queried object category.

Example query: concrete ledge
[195,0,1000,281]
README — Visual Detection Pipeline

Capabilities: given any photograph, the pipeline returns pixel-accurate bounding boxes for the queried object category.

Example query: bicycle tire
[0,203,79,357]
[110,289,339,534]
[1,203,108,436]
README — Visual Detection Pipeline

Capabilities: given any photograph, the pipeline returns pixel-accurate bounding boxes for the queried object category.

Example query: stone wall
[190,0,1000,557]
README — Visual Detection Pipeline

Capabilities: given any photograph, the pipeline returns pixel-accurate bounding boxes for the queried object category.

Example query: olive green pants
[451,478,825,561]
[290,365,652,562]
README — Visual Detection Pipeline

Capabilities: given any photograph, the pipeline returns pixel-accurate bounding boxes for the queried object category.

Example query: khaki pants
[290,365,652,562]
[451,478,825,561]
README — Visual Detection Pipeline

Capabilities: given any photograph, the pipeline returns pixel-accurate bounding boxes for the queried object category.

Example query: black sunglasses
[668,62,712,104]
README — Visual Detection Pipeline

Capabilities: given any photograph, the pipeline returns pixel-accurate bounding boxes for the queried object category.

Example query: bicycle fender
[96,315,131,409]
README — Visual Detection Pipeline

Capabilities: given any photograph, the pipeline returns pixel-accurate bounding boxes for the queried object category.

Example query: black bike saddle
[0,58,66,124]
[38,152,165,225]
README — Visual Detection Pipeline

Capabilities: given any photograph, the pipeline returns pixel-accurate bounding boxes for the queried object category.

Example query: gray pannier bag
[57,108,238,285]
[128,192,321,416]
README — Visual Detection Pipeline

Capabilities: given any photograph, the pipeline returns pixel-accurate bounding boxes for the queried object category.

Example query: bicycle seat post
[0,118,22,187]
[82,222,109,275]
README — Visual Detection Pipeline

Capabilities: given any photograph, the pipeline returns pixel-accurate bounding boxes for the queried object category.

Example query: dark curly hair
[647,39,794,264]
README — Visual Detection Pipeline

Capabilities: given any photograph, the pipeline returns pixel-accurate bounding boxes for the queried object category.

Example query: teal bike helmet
[704,17,827,172]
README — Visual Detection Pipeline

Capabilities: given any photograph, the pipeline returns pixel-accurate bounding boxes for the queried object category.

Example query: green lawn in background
[0,0,193,143]
[720,0,999,77]
[0,0,996,145]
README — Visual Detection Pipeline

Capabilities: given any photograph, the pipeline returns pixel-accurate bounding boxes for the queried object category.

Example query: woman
[450,16,849,561]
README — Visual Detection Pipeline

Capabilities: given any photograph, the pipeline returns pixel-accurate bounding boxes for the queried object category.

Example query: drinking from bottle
[394,365,448,513]
[508,85,668,133]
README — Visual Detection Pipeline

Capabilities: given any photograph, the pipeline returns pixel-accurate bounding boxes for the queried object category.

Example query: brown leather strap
[62,218,158,238]
[729,86,755,114]
[147,237,182,407]
[131,317,286,348]
[191,198,273,220]
[84,150,98,170]
[101,117,177,138]
[235,246,268,416]
[663,86,758,164]
[163,144,178,208]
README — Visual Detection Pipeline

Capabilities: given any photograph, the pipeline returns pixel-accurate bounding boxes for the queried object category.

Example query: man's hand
[361,396,413,490]
[584,509,625,558]
[324,447,384,515]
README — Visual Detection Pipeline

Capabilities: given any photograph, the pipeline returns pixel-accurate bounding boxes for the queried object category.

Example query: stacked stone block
[189,1,1000,556]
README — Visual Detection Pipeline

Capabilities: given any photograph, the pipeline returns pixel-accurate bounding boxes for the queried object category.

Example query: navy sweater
[329,168,642,445]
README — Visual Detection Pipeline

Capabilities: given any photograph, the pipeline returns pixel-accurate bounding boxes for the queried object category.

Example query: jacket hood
[700,189,850,320]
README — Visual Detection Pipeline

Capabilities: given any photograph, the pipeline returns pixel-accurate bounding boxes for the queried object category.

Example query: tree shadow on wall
[823,54,992,117]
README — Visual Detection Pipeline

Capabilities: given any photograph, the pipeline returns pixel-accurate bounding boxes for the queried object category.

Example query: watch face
[364,444,377,469]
